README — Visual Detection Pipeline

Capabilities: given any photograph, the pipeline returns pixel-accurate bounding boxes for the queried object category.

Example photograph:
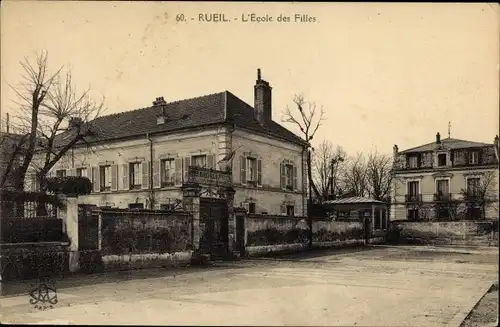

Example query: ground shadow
[1,262,244,297]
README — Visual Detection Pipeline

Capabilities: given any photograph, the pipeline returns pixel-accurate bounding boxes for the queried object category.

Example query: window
[407,181,420,201]
[56,169,66,177]
[248,203,256,214]
[129,162,142,189]
[408,156,419,168]
[191,155,207,168]
[285,164,294,190]
[286,205,294,217]
[469,151,479,165]
[467,177,480,196]
[76,168,87,177]
[407,208,419,220]
[99,165,112,191]
[438,153,447,166]
[436,179,449,198]
[161,159,175,187]
[246,157,257,183]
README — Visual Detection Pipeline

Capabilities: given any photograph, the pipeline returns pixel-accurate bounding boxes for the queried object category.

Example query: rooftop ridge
[92,91,227,122]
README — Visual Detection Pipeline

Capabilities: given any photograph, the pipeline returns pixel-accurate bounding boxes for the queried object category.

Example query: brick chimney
[254,69,272,124]
[436,132,441,144]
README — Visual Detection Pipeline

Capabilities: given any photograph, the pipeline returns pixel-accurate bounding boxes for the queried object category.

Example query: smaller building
[323,196,390,233]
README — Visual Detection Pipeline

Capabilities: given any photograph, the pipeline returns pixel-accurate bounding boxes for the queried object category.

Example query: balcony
[405,194,422,203]
[433,193,451,202]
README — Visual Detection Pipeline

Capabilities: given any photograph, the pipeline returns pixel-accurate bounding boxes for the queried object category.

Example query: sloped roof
[53,91,306,148]
[324,197,386,205]
[400,137,493,154]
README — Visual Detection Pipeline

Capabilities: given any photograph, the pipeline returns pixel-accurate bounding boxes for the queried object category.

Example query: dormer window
[469,151,479,165]
[438,153,447,167]
[408,155,418,168]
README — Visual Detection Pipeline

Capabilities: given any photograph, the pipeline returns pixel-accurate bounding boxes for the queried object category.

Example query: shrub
[45,176,92,196]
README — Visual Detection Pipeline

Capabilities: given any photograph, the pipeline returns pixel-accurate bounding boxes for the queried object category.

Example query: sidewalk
[1,261,240,298]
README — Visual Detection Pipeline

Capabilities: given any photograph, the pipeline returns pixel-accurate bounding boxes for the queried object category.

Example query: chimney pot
[257,68,261,81]
[436,132,441,144]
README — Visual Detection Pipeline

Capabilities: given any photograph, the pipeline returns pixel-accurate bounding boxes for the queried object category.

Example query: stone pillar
[62,196,80,273]
[182,183,201,251]
[225,187,236,255]
[97,210,103,251]
[234,207,248,257]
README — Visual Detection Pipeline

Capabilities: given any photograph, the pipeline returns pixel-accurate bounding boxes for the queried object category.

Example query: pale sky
[1,2,499,156]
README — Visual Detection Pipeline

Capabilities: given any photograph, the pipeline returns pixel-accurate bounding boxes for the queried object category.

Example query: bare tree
[5,51,104,191]
[366,151,393,202]
[341,152,368,197]
[282,94,325,199]
[6,52,61,190]
[312,140,346,202]
[459,170,498,219]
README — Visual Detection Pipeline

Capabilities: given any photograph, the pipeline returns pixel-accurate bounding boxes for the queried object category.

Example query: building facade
[26,70,308,217]
[391,133,500,221]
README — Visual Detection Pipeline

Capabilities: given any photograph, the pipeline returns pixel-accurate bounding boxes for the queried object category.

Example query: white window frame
[129,162,142,189]
[161,158,175,186]
[100,165,112,191]
[469,151,479,165]
[246,157,257,182]
[408,156,418,168]
[437,152,448,167]
[406,180,421,196]
[191,154,207,168]
[76,167,87,178]
[435,177,451,197]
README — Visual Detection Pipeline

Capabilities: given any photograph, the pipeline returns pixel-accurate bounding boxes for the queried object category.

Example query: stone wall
[98,208,193,270]
[244,215,383,257]
[388,220,499,246]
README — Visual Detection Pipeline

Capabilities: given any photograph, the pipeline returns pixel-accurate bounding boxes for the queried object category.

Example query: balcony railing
[405,194,422,203]
[433,193,451,202]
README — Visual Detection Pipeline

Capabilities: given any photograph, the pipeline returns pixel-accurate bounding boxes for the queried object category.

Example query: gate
[78,204,99,251]
[199,197,229,259]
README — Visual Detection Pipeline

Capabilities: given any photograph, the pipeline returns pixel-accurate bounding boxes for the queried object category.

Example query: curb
[450,282,497,327]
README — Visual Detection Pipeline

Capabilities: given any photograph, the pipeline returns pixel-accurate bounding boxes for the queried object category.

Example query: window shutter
[122,164,129,190]
[280,162,286,190]
[184,157,191,183]
[240,156,246,185]
[92,167,100,192]
[207,154,215,169]
[142,161,150,189]
[257,159,262,186]
[153,160,161,188]
[293,165,298,191]
[111,164,118,191]
[174,158,182,186]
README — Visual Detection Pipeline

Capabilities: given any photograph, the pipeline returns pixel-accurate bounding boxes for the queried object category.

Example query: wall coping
[248,214,307,220]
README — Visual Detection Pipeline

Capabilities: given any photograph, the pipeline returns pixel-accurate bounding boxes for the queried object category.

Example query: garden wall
[388,220,499,246]
[97,209,193,270]
[245,215,383,257]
